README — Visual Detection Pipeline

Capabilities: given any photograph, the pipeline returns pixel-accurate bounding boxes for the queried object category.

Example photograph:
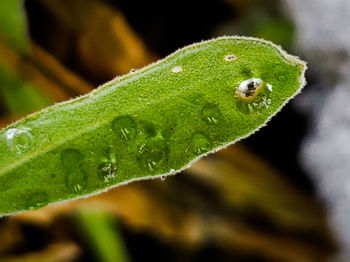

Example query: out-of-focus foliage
[0,0,28,53]
[77,208,129,262]
[0,65,52,115]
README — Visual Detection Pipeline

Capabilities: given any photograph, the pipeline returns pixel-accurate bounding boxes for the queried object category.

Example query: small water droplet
[130,68,136,73]
[225,54,237,61]
[61,149,86,193]
[161,175,166,180]
[98,153,118,183]
[171,66,183,73]
[191,133,211,155]
[267,83,273,92]
[201,104,222,125]
[170,169,175,172]
[234,78,272,114]
[25,192,49,210]
[98,162,118,182]
[5,128,33,154]
[138,136,167,172]
[112,116,137,141]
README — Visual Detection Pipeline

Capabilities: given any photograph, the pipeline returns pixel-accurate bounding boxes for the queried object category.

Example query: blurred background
[0,0,349,261]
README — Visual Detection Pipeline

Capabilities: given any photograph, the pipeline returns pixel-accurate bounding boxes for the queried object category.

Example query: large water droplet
[25,192,49,210]
[138,136,167,172]
[236,78,262,98]
[191,133,211,155]
[61,149,86,193]
[98,153,118,183]
[112,116,137,141]
[235,78,272,114]
[201,104,222,125]
[6,128,33,154]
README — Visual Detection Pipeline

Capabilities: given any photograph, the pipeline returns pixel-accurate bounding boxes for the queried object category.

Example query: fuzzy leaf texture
[0,37,306,215]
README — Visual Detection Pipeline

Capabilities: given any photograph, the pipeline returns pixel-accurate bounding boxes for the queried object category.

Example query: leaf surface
[0,36,306,215]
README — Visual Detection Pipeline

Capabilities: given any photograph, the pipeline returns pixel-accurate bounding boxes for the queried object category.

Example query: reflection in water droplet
[171,66,183,73]
[61,149,86,193]
[112,116,137,141]
[201,104,222,125]
[236,78,262,98]
[6,128,33,154]
[161,175,166,181]
[25,192,49,210]
[235,78,271,114]
[138,136,167,172]
[98,162,118,182]
[225,54,236,61]
[98,153,118,183]
[191,133,211,155]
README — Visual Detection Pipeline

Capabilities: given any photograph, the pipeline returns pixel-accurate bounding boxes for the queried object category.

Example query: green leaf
[0,36,306,215]
[0,0,29,53]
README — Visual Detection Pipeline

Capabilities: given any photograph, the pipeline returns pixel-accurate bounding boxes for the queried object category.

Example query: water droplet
[138,136,168,172]
[112,116,137,141]
[267,83,273,92]
[170,169,175,172]
[225,54,236,61]
[139,120,157,137]
[161,175,166,180]
[25,192,49,210]
[61,149,86,193]
[191,133,211,155]
[171,66,183,73]
[130,68,136,73]
[236,78,262,98]
[5,128,33,154]
[98,153,118,183]
[201,104,222,125]
[235,78,272,114]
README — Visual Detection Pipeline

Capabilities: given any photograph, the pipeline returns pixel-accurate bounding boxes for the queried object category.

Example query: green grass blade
[0,36,307,215]
[77,208,130,262]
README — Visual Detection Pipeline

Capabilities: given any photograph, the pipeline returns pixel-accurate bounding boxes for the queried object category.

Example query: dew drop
[98,153,118,183]
[225,54,237,61]
[236,78,262,98]
[112,116,137,141]
[25,192,49,210]
[61,149,86,193]
[191,133,211,155]
[201,104,222,125]
[171,66,183,73]
[267,83,273,92]
[5,128,33,154]
[235,78,272,114]
[138,136,167,172]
